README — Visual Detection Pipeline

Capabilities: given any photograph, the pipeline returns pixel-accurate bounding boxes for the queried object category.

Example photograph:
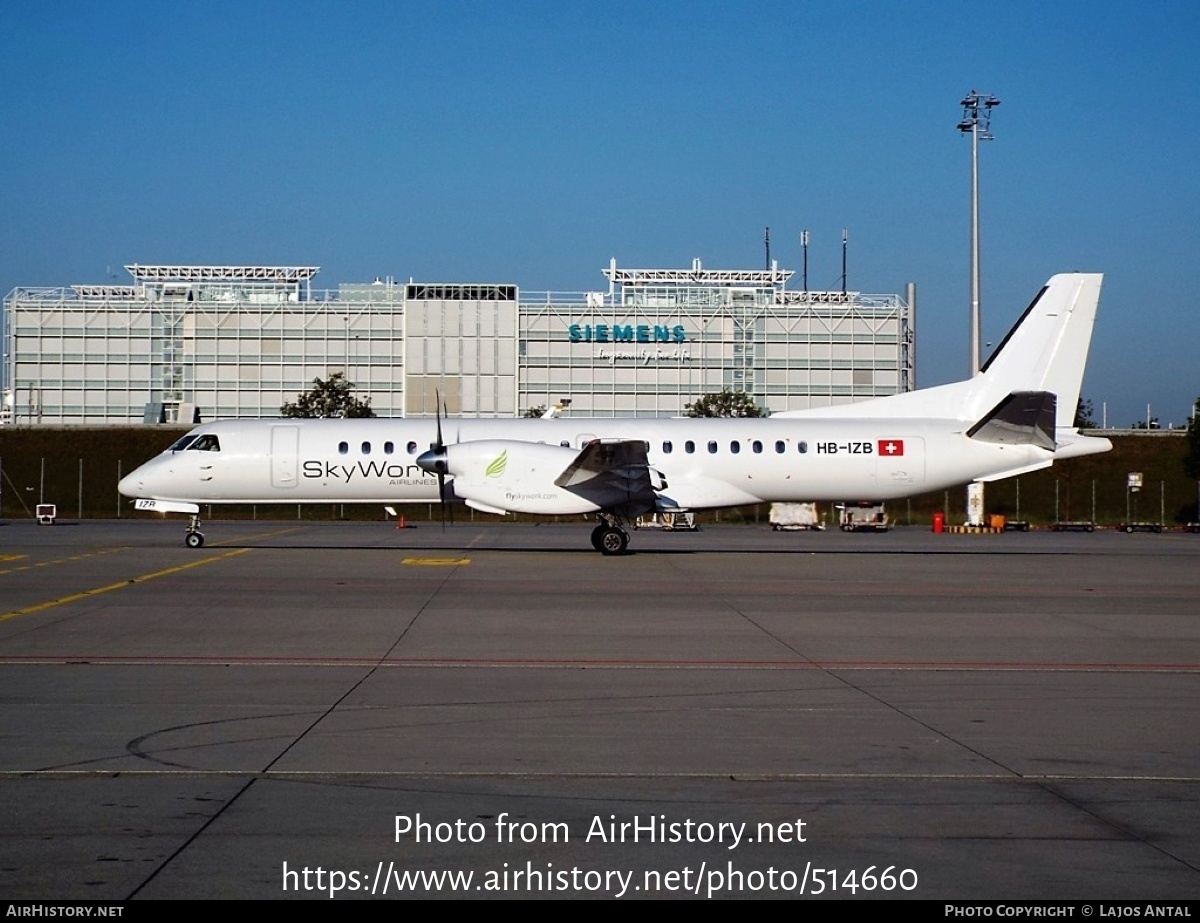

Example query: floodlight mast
[958,90,999,529]
[958,90,999,376]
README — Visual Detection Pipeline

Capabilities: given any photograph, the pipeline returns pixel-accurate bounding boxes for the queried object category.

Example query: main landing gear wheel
[597,526,629,556]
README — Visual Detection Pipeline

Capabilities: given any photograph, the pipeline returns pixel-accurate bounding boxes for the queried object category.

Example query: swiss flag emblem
[878,439,905,456]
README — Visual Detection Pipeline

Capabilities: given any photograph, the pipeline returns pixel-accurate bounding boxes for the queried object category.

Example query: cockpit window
[188,434,221,452]
[168,434,199,452]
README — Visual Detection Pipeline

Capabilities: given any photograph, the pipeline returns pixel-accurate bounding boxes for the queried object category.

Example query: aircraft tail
[776,272,1104,434]
[972,273,1102,431]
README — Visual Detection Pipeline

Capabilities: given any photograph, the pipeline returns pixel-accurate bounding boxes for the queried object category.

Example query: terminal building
[3,260,915,425]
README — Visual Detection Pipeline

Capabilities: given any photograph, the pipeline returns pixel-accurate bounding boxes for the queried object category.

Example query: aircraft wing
[554,439,660,519]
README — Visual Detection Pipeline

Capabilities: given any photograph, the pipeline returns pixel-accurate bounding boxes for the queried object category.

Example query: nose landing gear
[185,514,205,548]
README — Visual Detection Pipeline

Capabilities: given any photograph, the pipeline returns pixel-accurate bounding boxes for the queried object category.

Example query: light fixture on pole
[800,230,809,292]
[958,89,999,376]
[959,90,999,528]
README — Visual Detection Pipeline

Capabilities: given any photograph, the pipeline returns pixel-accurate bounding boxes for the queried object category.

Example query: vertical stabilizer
[975,273,1103,430]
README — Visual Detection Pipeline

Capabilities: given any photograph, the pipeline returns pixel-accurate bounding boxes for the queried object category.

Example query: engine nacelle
[438,440,601,515]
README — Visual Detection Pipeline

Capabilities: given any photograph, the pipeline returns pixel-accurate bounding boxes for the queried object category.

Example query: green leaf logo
[485,450,508,478]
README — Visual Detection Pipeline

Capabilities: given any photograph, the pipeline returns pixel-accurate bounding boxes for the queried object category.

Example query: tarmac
[1,517,1198,900]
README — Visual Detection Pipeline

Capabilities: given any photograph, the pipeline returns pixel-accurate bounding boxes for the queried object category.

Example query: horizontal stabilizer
[967,391,1057,450]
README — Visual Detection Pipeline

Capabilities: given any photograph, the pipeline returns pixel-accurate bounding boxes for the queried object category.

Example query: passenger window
[730,441,740,454]
[798,441,808,454]
[663,440,673,453]
[384,441,394,455]
[361,441,371,454]
[338,442,349,455]
[406,441,418,454]
[707,440,718,454]
[775,440,786,454]
[752,440,763,454]
[685,440,695,454]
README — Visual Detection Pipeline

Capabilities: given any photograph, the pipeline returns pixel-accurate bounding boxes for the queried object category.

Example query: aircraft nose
[118,458,162,498]
[117,470,143,498]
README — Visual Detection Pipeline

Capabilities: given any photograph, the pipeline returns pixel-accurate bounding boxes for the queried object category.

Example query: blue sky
[2,0,1197,427]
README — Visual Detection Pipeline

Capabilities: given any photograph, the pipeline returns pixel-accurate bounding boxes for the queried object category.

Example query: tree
[1132,417,1160,430]
[281,372,375,418]
[683,389,767,418]
[1074,398,1097,429]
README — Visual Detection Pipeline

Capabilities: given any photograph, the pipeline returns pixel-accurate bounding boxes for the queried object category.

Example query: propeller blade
[417,390,452,530]
[436,391,448,530]
[443,397,453,526]
[434,390,444,453]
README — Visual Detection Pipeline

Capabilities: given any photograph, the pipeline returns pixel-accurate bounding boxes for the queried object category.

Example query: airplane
[118,272,1110,554]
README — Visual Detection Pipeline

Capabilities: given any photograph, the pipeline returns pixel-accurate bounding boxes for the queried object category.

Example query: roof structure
[123,265,320,283]
[603,266,794,287]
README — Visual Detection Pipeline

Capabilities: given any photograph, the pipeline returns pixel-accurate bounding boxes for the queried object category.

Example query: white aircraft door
[271,425,299,489]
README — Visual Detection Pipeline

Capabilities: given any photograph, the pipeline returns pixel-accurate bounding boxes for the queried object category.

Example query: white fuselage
[118,415,1052,512]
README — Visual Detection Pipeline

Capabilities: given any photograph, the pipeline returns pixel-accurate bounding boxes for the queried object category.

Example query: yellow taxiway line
[0,547,252,623]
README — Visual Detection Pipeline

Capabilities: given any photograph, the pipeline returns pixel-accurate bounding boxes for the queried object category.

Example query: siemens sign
[568,323,686,344]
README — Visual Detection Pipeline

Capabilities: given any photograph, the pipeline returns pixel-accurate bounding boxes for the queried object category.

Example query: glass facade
[3,262,912,424]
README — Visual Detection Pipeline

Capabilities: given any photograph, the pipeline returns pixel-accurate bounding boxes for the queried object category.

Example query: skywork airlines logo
[302,460,435,483]
[486,451,508,478]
